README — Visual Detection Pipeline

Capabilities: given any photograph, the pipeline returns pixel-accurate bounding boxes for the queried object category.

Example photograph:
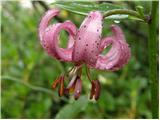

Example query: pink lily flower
[39,9,131,100]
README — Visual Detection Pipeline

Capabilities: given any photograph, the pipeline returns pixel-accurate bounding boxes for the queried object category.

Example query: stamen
[94,80,101,100]
[66,66,76,78]
[67,66,75,74]
[86,66,92,82]
[58,76,64,97]
[90,81,95,99]
[74,77,82,100]
[52,76,60,89]
[89,80,101,100]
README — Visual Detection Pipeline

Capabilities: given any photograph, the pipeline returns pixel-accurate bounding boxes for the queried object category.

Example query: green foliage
[55,96,88,119]
[52,1,145,21]
[52,1,123,16]
[1,1,157,119]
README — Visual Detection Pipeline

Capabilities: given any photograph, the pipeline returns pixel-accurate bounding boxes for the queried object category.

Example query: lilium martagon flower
[38,9,131,101]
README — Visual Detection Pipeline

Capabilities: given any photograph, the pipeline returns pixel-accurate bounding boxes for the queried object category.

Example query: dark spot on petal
[97,43,99,45]
[91,50,94,53]
[86,44,88,46]
[84,49,87,51]
[89,16,91,18]
[95,41,97,43]
[84,25,86,28]
[97,29,99,32]
[79,37,81,40]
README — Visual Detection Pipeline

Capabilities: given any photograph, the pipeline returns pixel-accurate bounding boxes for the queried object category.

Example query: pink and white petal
[72,11,103,66]
[39,9,60,43]
[95,25,131,71]
[67,34,75,48]
[42,21,77,61]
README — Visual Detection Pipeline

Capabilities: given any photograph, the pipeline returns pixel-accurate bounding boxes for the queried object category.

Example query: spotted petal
[39,9,77,61]
[95,25,131,71]
[72,11,103,66]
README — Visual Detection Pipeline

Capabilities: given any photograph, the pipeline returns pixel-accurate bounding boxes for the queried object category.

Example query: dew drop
[114,20,120,24]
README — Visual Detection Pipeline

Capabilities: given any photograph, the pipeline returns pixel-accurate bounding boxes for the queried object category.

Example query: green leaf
[51,1,124,16]
[55,96,88,119]
[51,1,143,21]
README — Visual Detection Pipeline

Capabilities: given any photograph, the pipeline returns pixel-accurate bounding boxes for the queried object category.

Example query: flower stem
[103,9,145,22]
[147,1,158,118]
[86,65,92,82]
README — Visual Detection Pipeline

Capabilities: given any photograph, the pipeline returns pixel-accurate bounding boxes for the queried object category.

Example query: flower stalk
[147,1,158,118]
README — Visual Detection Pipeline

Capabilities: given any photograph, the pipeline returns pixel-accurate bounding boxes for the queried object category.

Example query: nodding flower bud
[90,80,101,100]
[74,77,82,100]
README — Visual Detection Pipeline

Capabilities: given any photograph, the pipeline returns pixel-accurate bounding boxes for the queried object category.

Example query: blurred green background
[1,1,158,119]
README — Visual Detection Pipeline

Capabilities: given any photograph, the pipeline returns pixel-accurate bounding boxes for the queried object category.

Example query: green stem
[103,9,145,22]
[1,75,54,95]
[148,1,158,118]
[85,65,92,82]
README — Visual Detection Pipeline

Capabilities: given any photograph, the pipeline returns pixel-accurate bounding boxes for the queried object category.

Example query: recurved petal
[39,9,60,42]
[95,25,131,71]
[72,11,103,66]
[42,20,77,61]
